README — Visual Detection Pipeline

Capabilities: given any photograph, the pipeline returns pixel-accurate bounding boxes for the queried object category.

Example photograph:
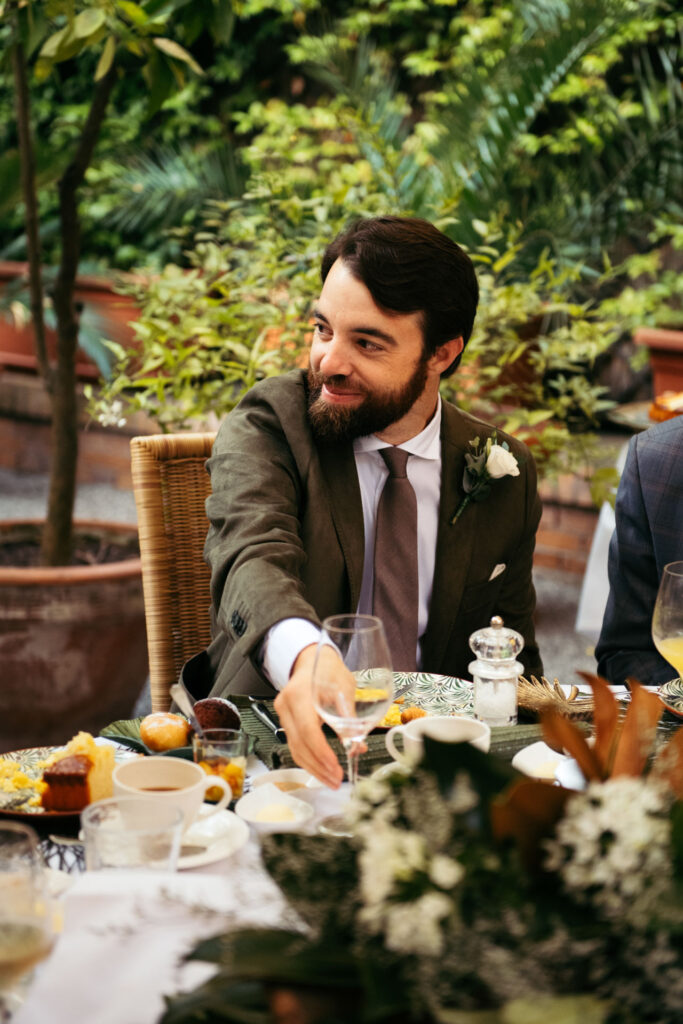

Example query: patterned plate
[0,742,133,821]
[658,678,683,718]
[394,672,474,717]
[0,747,76,820]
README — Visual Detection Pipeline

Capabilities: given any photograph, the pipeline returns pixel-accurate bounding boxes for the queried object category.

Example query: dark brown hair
[321,216,478,376]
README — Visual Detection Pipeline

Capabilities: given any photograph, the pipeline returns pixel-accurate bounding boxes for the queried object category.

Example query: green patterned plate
[393,672,474,717]
[0,742,135,819]
[658,678,683,718]
[0,746,78,819]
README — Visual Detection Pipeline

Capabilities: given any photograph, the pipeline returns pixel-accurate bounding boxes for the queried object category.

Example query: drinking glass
[652,560,683,680]
[312,614,393,795]
[0,823,55,1021]
[82,796,184,871]
[192,729,249,800]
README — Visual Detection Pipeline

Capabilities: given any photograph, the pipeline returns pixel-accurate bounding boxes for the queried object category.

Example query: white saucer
[511,741,562,781]
[179,807,249,869]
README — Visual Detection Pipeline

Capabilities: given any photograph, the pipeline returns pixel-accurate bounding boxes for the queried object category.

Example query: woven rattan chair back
[130,433,216,712]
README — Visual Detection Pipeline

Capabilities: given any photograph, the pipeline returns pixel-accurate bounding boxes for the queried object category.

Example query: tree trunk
[10,28,52,391]
[41,66,117,566]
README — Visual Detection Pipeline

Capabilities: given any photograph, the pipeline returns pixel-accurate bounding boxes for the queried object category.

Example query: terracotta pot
[0,520,148,753]
[634,326,683,395]
[0,260,140,382]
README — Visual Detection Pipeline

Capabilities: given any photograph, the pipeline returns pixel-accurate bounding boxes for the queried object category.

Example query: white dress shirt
[261,397,443,689]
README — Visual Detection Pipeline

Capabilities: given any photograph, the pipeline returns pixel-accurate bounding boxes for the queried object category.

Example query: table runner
[234,696,550,776]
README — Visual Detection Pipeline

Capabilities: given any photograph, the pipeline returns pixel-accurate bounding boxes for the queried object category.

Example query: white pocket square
[488,563,506,581]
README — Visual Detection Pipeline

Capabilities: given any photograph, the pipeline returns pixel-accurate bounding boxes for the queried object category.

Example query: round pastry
[139,712,192,751]
[193,697,241,732]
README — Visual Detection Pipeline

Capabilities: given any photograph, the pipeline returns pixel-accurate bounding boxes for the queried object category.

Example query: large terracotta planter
[0,261,140,381]
[634,326,683,395]
[0,520,148,753]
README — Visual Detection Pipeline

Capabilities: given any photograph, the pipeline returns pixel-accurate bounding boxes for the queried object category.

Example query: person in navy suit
[596,415,683,685]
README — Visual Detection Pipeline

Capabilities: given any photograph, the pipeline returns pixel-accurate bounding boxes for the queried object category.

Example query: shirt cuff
[259,618,323,691]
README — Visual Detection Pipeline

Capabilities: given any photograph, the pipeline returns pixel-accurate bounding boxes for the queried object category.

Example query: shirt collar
[353,395,442,460]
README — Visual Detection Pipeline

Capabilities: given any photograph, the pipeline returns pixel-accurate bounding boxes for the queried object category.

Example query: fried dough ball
[401,706,427,724]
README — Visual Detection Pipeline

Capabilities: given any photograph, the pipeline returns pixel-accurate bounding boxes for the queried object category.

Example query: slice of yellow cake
[41,731,114,812]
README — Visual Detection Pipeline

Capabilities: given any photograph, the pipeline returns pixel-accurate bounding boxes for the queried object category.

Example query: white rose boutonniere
[451,435,520,524]
[485,443,520,479]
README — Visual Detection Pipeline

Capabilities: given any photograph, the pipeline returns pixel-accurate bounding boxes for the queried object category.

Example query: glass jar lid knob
[469,615,524,662]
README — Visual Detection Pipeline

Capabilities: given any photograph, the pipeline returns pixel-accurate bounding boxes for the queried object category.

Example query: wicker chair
[130,433,216,712]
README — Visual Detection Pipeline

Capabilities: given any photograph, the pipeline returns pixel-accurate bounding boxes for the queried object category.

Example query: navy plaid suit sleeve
[596,418,683,685]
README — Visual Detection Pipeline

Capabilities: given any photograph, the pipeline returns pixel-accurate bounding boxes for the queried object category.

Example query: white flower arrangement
[545,776,674,924]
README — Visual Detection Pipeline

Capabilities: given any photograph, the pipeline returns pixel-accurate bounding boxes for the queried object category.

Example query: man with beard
[181,217,542,786]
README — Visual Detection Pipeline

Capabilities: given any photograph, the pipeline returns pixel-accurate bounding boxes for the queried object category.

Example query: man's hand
[274,643,350,789]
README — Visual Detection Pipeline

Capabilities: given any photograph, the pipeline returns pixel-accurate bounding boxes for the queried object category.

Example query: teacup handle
[385,725,408,763]
[199,775,232,817]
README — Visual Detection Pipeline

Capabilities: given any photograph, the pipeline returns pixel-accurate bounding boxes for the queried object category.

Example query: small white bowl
[555,756,587,791]
[235,784,314,833]
[252,768,323,794]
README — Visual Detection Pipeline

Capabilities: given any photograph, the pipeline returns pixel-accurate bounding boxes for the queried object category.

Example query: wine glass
[312,614,393,833]
[0,823,55,1021]
[652,560,683,680]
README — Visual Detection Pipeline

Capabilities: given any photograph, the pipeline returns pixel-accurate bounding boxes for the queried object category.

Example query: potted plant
[599,220,683,398]
[0,1,219,751]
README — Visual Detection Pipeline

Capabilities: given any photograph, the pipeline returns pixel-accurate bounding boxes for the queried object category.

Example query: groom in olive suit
[183,217,542,786]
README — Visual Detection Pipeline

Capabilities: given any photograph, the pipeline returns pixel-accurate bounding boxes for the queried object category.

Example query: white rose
[486,444,519,479]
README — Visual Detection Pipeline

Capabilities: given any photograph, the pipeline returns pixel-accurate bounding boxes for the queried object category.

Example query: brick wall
[535,473,599,574]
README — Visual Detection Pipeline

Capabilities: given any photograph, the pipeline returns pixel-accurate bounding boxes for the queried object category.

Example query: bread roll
[140,712,191,751]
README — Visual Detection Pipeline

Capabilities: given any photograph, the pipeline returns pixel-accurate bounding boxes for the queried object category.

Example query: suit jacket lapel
[421,402,477,671]
[317,442,365,612]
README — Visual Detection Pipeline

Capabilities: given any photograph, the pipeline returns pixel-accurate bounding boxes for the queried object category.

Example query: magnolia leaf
[671,799,683,876]
[501,994,610,1023]
[541,708,603,782]
[577,671,619,773]
[117,1,148,26]
[491,778,570,870]
[95,36,116,81]
[153,37,203,76]
[435,1010,499,1023]
[611,679,663,777]
[73,8,106,39]
[652,727,683,798]
[39,25,71,59]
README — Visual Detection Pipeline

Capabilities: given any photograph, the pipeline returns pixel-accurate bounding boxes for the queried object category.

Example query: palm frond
[104,140,247,236]
[433,0,648,240]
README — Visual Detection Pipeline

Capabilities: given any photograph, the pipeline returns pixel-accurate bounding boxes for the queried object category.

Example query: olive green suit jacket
[182,370,542,700]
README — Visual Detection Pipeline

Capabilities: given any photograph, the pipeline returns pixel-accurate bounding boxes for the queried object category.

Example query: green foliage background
[2,0,682,494]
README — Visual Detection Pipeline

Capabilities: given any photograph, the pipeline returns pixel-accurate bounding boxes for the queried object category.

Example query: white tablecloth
[15,782,350,1024]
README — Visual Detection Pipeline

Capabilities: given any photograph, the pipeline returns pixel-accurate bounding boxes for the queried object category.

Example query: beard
[306,358,429,443]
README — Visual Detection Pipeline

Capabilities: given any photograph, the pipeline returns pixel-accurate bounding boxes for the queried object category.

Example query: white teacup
[113,756,231,830]
[385,714,491,765]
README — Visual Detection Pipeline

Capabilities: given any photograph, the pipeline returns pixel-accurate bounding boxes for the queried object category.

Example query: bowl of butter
[235,783,314,833]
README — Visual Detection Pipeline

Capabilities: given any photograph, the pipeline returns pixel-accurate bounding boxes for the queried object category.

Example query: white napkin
[14,866,290,1024]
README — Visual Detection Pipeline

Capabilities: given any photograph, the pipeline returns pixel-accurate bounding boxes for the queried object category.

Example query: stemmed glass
[652,560,683,681]
[312,614,394,810]
[0,822,55,1021]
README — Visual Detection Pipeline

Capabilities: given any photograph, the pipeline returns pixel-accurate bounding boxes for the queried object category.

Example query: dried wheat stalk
[518,675,594,721]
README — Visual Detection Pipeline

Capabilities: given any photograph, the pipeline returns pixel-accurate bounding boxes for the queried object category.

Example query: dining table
[9,684,678,1024]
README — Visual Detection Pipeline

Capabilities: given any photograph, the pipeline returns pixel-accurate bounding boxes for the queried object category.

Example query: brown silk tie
[372,447,418,671]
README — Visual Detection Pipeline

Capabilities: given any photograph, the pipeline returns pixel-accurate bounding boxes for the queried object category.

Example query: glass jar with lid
[468,616,524,727]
